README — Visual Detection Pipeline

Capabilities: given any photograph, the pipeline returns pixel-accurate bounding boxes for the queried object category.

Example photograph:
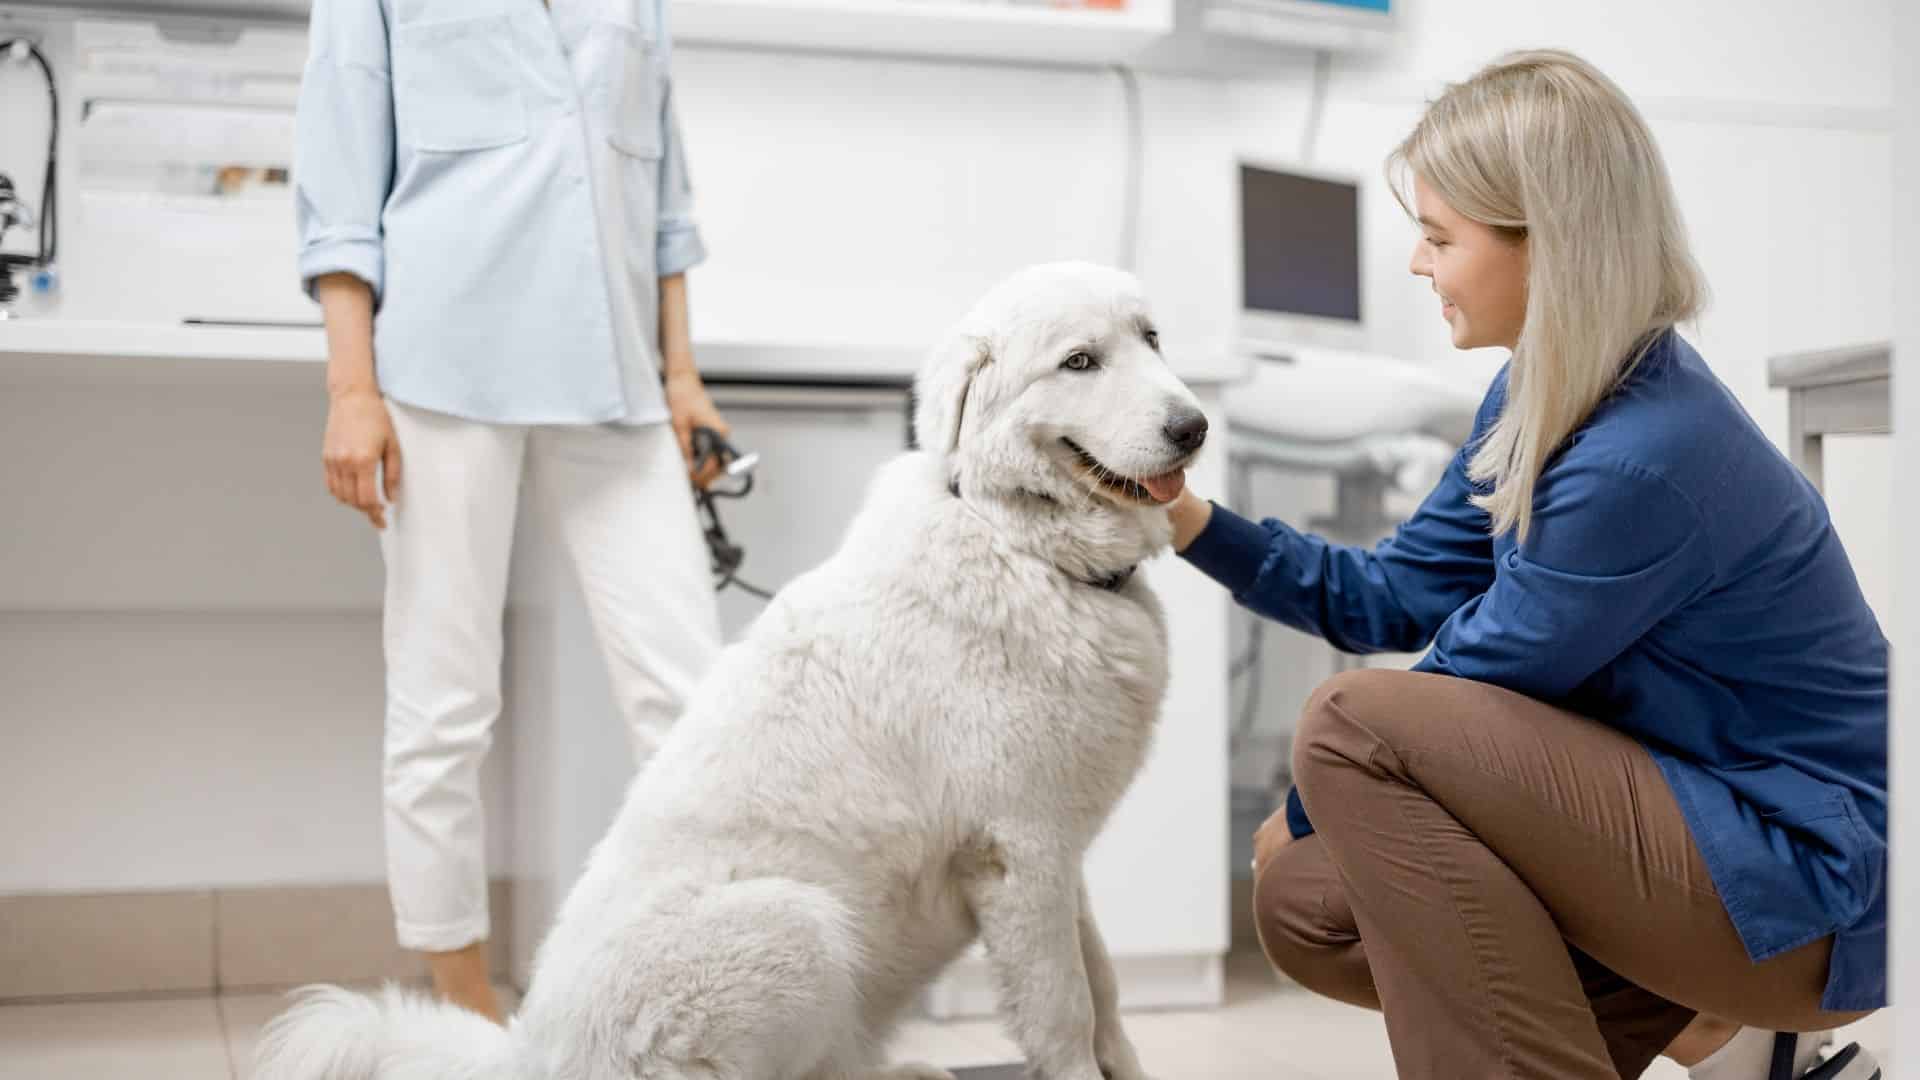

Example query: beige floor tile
[0,996,232,1080]
[1266,995,1396,1079]
[216,990,286,1076]
[892,956,1331,1080]
[1123,1007,1332,1079]
[1217,952,1396,1079]
[887,1018,1020,1067]
[30,962,1886,1080]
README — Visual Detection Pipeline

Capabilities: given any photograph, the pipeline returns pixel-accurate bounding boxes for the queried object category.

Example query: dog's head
[915,263,1208,568]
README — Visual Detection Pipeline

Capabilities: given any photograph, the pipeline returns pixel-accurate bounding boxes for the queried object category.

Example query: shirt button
[1505,551,1520,569]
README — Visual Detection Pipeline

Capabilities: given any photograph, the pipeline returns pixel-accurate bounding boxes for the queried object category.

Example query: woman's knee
[1252,841,1347,975]
[1291,668,1418,788]
[1252,847,1378,1008]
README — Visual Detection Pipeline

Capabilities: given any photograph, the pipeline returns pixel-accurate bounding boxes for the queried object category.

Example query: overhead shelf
[670,0,1173,67]
[6,0,1390,72]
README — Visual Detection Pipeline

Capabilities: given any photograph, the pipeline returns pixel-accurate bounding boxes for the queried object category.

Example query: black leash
[689,426,775,601]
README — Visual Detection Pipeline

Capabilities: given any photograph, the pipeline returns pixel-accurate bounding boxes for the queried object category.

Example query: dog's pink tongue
[1143,469,1186,504]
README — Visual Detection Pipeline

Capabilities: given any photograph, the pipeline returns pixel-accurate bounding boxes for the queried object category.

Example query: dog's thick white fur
[254,262,1209,1080]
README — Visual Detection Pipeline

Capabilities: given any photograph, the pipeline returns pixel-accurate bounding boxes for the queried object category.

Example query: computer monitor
[1236,160,1365,351]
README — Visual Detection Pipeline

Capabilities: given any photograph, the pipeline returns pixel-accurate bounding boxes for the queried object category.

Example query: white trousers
[378,401,721,951]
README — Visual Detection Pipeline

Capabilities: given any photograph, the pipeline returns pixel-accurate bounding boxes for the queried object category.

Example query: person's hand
[323,388,400,529]
[1169,488,1214,552]
[665,370,728,490]
[1250,803,1296,879]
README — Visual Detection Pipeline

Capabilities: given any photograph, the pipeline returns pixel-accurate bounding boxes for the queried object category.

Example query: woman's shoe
[1774,1033,1880,1080]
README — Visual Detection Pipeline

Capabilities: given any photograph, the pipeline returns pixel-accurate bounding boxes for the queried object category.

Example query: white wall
[1888,0,1916,1052]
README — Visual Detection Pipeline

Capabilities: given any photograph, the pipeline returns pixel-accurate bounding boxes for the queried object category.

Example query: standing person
[294,0,726,1021]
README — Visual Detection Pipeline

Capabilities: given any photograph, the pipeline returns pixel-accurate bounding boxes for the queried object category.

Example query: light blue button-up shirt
[294,0,706,424]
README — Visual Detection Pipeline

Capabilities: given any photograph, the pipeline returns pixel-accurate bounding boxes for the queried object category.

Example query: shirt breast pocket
[601,24,664,160]
[393,15,528,153]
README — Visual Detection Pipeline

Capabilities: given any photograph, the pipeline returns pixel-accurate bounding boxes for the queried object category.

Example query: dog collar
[947,478,1134,592]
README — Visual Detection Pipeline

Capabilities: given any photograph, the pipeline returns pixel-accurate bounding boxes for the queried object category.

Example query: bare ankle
[425,942,505,1024]
[1665,1014,1741,1068]
[440,981,504,1024]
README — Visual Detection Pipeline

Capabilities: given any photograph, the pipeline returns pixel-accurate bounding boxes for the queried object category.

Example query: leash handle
[690,426,756,498]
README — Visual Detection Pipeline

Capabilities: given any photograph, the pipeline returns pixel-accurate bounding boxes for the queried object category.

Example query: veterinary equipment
[1226,158,1495,852]
[1222,348,1484,858]
[0,36,58,311]
[1236,160,1363,351]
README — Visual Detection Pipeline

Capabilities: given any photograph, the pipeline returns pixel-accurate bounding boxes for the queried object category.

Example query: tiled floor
[0,953,1892,1079]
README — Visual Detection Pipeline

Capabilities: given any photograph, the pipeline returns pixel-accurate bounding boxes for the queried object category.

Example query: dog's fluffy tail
[251,982,521,1080]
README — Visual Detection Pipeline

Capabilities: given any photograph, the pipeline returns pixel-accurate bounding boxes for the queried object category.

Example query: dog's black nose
[1163,409,1209,453]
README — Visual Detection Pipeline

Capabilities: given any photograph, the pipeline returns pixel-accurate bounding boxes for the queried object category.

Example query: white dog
[255,262,1210,1080]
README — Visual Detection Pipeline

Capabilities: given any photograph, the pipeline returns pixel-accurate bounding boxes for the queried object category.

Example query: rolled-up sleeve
[654,78,707,277]
[293,0,394,300]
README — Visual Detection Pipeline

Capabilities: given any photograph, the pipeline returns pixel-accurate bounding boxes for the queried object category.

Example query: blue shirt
[294,0,705,424]
[1184,331,1888,1011]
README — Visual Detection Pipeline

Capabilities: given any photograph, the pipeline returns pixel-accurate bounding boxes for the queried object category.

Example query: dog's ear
[912,328,992,455]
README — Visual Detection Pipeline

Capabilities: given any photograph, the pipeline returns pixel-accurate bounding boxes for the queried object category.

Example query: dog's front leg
[1076,881,1149,1080]
[961,841,1102,1080]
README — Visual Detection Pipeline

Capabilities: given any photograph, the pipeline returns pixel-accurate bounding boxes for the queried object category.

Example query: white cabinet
[702,389,915,636]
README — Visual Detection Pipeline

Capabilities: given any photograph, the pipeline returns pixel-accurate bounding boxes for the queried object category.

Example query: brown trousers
[1254,670,1868,1079]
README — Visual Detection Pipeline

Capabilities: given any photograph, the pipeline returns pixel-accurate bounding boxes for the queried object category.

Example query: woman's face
[1407,174,1530,351]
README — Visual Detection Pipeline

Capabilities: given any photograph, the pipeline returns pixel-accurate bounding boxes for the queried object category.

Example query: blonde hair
[1389,49,1706,541]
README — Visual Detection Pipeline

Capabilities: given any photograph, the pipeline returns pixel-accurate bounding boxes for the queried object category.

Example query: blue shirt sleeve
[1414,459,1717,698]
[1283,785,1313,840]
[1182,444,1497,654]
[293,0,395,300]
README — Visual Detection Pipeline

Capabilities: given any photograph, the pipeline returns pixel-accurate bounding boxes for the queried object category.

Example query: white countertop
[1766,342,1892,390]
[0,318,1250,384]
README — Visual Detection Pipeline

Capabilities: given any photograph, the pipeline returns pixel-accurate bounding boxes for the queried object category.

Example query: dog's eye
[1143,329,1160,350]
[1061,352,1097,372]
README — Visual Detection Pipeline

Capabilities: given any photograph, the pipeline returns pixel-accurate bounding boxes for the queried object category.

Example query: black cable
[696,487,779,602]
[1,37,59,267]
[689,425,782,603]
[721,573,776,602]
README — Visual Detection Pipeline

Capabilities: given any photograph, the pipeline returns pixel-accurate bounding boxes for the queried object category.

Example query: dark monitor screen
[1239,165,1362,324]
